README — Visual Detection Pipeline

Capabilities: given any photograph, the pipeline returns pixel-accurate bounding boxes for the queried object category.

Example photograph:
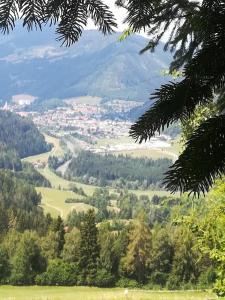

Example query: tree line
[0,169,224,296]
[65,151,171,189]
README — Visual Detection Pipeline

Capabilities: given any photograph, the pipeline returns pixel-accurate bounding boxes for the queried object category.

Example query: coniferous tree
[122,212,152,283]
[98,223,117,276]
[10,231,46,285]
[62,228,81,263]
[0,248,10,283]
[149,228,174,286]
[79,209,99,285]
[51,216,65,258]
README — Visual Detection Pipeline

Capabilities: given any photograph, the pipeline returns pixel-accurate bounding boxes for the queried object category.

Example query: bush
[213,279,225,297]
[166,275,180,290]
[116,277,139,288]
[35,260,78,286]
[95,269,115,287]
[197,267,216,288]
[150,271,168,286]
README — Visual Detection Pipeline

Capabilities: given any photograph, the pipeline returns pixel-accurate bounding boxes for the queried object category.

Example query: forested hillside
[0,110,51,158]
[0,179,222,293]
[0,170,50,233]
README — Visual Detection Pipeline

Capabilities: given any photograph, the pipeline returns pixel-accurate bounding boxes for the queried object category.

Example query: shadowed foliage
[117,0,225,195]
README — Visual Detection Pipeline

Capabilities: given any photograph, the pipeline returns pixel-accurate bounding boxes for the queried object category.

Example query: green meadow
[0,286,216,300]
[24,134,172,218]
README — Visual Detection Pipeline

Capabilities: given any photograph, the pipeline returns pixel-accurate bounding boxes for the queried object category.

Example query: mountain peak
[0,28,171,102]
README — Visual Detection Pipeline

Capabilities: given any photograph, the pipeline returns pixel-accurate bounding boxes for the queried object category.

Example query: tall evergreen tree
[149,228,174,286]
[0,248,10,283]
[51,216,65,258]
[79,209,100,285]
[122,212,152,283]
[10,231,46,285]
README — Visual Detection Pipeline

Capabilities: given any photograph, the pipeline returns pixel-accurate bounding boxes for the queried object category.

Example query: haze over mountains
[0,25,171,104]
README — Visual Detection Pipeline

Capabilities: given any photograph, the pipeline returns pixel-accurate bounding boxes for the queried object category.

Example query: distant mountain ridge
[0,25,171,103]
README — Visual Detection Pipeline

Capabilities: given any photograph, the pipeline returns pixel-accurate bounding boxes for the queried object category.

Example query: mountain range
[0,24,171,103]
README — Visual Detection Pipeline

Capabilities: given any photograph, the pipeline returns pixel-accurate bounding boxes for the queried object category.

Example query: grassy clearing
[96,137,181,161]
[24,134,64,164]
[0,286,216,300]
[37,187,95,218]
[38,168,170,218]
[39,168,170,198]
[97,136,133,147]
[24,133,172,217]
[38,167,97,195]
[129,189,171,198]
[114,148,176,160]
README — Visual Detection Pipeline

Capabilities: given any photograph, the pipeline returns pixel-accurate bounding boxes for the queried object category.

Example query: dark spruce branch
[126,0,225,195]
[0,0,117,45]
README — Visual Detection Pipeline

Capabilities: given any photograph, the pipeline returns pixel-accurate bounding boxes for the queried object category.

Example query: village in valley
[1,95,175,161]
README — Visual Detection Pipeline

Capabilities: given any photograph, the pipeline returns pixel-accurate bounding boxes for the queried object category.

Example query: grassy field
[96,137,181,161]
[0,286,216,300]
[39,167,97,195]
[39,167,170,198]
[37,187,96,218]
[38,168,170,216]
[23,134,172,218]
[114,149,176,160]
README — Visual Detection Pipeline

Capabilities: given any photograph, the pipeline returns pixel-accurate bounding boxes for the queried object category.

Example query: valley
[0,12,222,296]
[24,128,173,218]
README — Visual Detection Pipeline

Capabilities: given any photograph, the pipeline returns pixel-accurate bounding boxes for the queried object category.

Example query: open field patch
[38,167,97,195]
[37,187,95,218]
[114,148,177,160]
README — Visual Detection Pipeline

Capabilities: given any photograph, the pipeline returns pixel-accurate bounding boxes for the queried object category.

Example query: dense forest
[65,151,171,189]
[15,163,51,188]
[0,145,22,171]
[0,111,51,159]
[0,175,224,296]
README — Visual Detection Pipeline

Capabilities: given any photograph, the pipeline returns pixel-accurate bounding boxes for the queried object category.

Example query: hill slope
[0,26,171,102]
[0,110,51,158]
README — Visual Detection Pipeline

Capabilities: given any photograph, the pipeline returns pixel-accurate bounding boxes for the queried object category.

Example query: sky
[86,1,131,33]
[86,1,165,40]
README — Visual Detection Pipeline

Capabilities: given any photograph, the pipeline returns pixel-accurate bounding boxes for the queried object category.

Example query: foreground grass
[0,286,215,300]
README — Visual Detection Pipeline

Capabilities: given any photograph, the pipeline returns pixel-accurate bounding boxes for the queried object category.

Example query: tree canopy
[120,0,225,196]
